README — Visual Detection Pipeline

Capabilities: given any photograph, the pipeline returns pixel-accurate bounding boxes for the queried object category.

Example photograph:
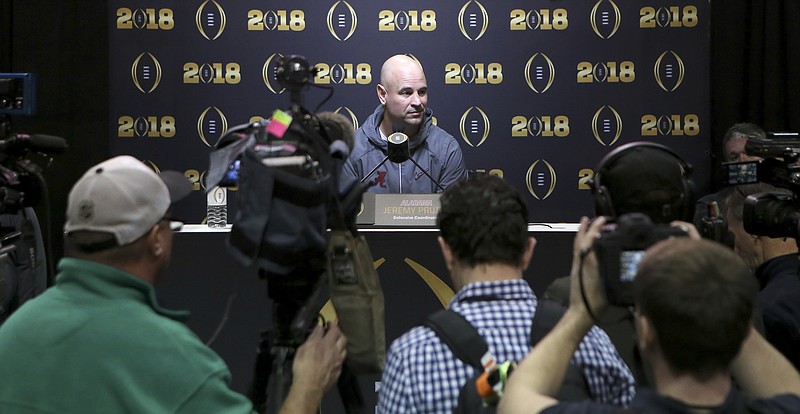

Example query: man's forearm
[277,381,324,414]
[498,308,594,414]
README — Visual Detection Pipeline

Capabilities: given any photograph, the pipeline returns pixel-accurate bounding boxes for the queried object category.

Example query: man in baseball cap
[0,155,347,413]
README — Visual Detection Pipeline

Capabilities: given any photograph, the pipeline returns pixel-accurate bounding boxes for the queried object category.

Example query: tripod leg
[248,332,274,413]
[337,363,364,414]
[266,345,294,414]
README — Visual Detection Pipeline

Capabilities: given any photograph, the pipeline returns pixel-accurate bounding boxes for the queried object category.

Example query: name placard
[357,193,441,226]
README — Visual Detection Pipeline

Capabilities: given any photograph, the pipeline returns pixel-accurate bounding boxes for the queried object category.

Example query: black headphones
[589,141,695,222]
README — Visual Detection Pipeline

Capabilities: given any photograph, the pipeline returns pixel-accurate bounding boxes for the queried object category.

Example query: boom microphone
[316,111,355,152]
[0,134,68,155]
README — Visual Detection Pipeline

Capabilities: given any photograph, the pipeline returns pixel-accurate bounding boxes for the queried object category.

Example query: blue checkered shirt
[377,279,636,414]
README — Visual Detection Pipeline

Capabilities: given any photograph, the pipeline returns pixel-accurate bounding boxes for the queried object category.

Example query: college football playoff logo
[526,159,557,200]
[459,107,490,147]
[327,1,357,41]
[654,50,685,92]
[334,107,360,130]
[458,1,488,41]
[590,0,621,39]
[262,53,285,94]
[197,106,228,147]
[196,0,227,40]
[131,52,162,93]
[592,105,622,146]
[525,53,556,93]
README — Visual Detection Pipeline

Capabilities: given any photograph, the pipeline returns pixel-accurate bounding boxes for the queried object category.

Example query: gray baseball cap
[65,156,192,249]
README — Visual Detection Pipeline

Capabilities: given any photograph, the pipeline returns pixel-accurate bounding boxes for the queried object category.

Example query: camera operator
[498,218,800,414]
[0,156,346,414]
[693,123,766,245]
[544,142,698,376]
[725,183,800,369]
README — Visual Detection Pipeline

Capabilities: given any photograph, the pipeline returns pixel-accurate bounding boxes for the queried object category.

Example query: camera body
[723,132,800,239]
[594,213,688,307]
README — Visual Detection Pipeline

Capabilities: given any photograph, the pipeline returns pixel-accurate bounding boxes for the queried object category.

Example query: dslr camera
[594,213,688,307]
[723,132,800,239]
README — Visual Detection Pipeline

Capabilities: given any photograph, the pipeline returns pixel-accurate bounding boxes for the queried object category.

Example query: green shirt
[0,258,255,413]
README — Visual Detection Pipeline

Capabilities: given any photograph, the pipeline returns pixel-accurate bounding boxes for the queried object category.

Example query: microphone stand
[359,134,445,192]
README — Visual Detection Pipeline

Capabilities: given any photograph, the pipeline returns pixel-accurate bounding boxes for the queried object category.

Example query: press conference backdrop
[109,1,711,224]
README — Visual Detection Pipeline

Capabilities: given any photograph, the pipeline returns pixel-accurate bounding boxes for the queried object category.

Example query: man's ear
[377,83,387,105]
[635,312,657,353]
[520,236,537,271]
[147,224,164,257]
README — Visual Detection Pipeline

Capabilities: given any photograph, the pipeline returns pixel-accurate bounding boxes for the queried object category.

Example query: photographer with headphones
[499,143,800,413]
[543,142,699,379]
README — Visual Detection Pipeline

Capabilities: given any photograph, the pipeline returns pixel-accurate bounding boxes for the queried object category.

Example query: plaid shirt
[377,279,636,414]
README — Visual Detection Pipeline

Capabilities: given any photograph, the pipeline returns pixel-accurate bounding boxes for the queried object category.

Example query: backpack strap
[425,309,494,371]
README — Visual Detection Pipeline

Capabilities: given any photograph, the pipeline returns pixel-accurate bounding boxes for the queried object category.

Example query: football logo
[458,0,488,41]
[197,106,228,147]
[654,50,685,92]
[334,106,360,130]
[590,0,621,39]
[131,52,162,94]
[196,0,227,40]
[459,107,490,148]
[262,53,285,94]
[526,159,557,200]
[327,1,358,41]
[525,53,556,93]
[592,105,622,146]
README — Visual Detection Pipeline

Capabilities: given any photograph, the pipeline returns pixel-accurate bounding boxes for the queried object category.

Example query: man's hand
[569,216,609,321]
[669,220,701,240]
[279,322,347,414]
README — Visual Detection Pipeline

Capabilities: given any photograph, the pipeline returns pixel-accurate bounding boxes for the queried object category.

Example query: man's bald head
[380,54,425,86]
[377,54,428,136]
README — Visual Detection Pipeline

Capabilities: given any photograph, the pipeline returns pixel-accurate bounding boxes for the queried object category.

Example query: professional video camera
[722,132,800,240]
[207,55,379,414]
[0,73,67,323]
[594,213,689,307]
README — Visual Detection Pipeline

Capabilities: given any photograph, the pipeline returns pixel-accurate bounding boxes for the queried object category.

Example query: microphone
[387,131,409,164]
[0,134,68,155]
[317,111,355,154]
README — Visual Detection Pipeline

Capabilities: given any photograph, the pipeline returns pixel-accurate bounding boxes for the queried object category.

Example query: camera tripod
[248,268,363,414]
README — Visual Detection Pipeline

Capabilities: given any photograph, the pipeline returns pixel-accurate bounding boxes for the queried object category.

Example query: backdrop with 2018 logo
[110,0,711,224]
[110,1,711,410]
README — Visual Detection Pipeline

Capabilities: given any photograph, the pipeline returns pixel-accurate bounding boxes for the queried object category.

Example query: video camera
[207,55,378,414]
[594,213,689,307]
[722,132,800,239]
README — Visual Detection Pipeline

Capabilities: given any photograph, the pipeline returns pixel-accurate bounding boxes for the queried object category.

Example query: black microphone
[387,131,409,163]
[359,126,445,191]
[317,112,355,161]
[0,134,68,155]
